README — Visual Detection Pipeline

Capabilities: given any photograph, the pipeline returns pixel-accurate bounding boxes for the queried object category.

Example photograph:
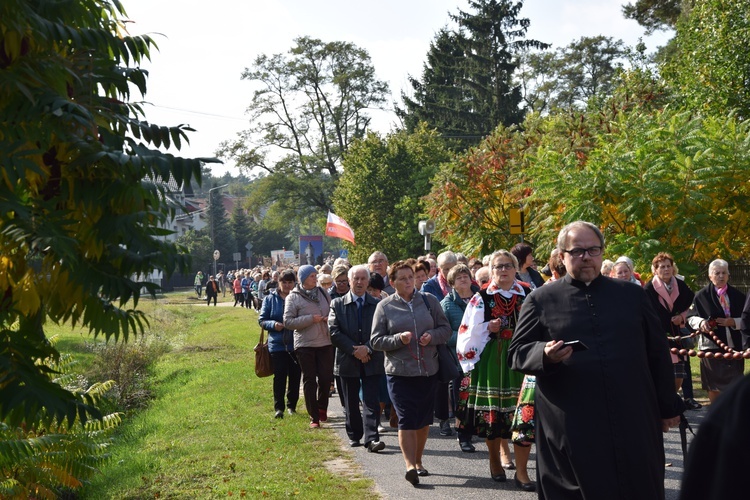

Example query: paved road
[325,393,705,499]
[182,297,705,498]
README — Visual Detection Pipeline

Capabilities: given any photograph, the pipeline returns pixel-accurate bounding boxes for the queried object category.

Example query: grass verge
[51,294,376,498]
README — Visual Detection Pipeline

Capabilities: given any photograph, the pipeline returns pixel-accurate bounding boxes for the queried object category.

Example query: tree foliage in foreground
[0,0,216,427]
[662,0,750,120]
[0,344,121,498]
[427,68,750,282]
[526,106,750,282]
[333,125,452,263]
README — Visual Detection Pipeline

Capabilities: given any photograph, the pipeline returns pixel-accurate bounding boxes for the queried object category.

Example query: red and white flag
[326,212,355,244]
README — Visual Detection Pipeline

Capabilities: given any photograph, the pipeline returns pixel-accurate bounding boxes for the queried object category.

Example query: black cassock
[509,274,683,500]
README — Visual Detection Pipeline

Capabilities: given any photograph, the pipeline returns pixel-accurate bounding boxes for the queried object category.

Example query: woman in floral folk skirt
[456,250,535,492]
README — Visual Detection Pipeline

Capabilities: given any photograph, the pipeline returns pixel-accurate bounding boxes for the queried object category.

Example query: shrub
[0,349,121,499]
[86,334,171,412]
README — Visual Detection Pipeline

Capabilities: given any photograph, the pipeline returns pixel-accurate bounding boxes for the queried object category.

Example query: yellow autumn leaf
[0,256,15,290]
[15,272,41,316]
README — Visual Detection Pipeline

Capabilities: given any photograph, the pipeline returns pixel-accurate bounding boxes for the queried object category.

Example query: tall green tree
[662,0,750,119]
[517,36,627,113]
[400,0,548,150]
[206,186,234,269]
[230,200,253,257]
[399,29,475,149]
[333,125,452,263]
[622,0,684,33]
[175,230,212,273]
[0,0,215,425]
[218,36,389,227]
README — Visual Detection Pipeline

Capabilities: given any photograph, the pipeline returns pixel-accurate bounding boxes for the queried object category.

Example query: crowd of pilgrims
[213,242,748,495]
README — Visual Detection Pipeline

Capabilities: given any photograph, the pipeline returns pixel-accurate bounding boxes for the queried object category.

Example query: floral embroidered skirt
[455,337,523,440]
[510,375,536,446]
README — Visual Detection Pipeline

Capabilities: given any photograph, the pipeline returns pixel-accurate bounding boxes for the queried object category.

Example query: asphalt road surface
[325,392,705,499]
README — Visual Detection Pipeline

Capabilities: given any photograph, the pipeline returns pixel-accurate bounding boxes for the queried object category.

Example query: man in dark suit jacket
[329,264,386,452]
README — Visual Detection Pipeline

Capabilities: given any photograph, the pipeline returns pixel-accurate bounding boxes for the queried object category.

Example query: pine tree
[230,201,252,256]
[399,0,548,150]
[206,187,234,271]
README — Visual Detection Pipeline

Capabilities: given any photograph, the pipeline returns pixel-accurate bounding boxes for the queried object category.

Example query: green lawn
[50,294,376,498]
[46,290,742,497]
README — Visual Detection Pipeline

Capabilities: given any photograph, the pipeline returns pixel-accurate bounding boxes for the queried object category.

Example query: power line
[145,103,247,122]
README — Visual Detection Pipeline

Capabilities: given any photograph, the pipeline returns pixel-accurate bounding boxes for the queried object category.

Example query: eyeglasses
[492,263,515,271]
[335,279,349,285]
[562,246,603,258]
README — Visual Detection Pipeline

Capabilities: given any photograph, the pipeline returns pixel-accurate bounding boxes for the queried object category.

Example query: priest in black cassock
[509,221,684,500]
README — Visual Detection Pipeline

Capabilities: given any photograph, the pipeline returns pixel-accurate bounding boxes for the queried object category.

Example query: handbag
[254,328,274,378]
[418,292,459,383]
[436,344,459,383]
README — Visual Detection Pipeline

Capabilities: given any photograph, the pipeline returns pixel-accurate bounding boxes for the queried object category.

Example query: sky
[121,0,672,176]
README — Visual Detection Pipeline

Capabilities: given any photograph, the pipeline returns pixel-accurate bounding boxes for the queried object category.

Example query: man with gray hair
[368,251,395,295]
[421,250,457,302]
[329,264,386,452]
[509,220,683,500]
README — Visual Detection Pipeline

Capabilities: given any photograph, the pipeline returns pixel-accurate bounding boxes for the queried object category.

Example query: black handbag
[419,292,459,383]
[436,344,459,383]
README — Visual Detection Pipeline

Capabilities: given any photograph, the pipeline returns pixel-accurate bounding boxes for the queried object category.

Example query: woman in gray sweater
[371,260,451,486]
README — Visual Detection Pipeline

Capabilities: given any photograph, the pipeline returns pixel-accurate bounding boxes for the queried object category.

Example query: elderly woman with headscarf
[613,256,643,286]
[456,250,535,491]
[283,265,333,428]
[687,259,747,403]
[644,252,695,393]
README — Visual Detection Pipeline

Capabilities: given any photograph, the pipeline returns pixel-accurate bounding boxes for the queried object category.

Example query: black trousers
[270,351,301,412]
[340,369,381,445]
[295,345,334,422]
[434,380,450,420]
[451,373,473,442]
[681,358,695,399]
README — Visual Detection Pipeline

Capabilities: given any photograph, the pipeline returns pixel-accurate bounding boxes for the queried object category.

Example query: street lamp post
[208,183,229,278]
